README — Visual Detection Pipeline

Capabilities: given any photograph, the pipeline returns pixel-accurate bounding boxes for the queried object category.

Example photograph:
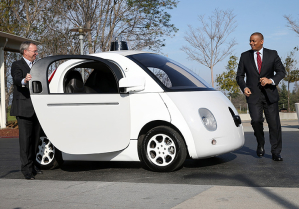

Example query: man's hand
[260,77,272,87]
[244,87,251,97]
[24,73,32,84]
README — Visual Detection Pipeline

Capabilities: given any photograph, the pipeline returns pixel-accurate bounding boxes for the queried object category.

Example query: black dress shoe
[256,146,265,157]
[24,174,35,180]
[272,154,283,161]
[33,166,43,175]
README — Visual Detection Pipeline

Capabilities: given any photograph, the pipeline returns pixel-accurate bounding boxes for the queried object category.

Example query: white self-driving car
[29,51,244,172]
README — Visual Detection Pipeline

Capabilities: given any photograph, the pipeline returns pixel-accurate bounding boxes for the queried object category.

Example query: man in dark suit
[236,32,286,161]
[11,41,43,180]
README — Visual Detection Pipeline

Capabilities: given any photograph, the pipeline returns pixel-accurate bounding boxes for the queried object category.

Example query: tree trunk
[211,67,214,87]
[86,20,93,54]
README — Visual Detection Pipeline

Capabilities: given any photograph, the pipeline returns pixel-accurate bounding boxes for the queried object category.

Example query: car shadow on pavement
[183,152,237,168]
[183,144,272,170]
[281,125,299,129]
[232,145,273,159]
[60,161,143,172]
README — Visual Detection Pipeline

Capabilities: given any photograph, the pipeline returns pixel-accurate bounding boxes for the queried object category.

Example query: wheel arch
[137,120,190,158]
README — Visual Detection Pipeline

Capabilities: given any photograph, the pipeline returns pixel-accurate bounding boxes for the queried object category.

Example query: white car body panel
[128,93,170,140]
[166,91,244,158]
[31,94,131,154]
[158,92,199,159]
[60,92,171,161]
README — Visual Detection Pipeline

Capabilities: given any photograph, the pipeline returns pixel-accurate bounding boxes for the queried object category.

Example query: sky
[160,0,299,89]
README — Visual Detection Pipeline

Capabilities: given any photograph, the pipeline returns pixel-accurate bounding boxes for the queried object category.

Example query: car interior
[63,61,118,94]
[64,70,85,93]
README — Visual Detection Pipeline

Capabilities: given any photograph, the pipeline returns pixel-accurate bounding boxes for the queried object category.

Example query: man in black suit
[11,41,43,180]
[236,32,286,161]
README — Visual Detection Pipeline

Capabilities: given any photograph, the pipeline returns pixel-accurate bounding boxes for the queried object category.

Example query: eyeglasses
[26,49,38,53]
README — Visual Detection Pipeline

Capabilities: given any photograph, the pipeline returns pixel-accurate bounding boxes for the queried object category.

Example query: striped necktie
[256,52,262,74]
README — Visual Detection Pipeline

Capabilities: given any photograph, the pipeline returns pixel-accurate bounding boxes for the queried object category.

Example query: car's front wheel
[35,136,63,169]
[138,126,187,172]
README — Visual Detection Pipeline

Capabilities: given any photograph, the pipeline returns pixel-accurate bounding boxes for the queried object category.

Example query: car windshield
[127,53,212,90]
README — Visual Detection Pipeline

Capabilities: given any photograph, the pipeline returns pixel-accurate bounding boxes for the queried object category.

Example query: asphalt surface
[1,120,299,208]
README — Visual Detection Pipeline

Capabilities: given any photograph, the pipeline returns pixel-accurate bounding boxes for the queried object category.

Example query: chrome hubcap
[36,137,55,165]
[147,134,176,166]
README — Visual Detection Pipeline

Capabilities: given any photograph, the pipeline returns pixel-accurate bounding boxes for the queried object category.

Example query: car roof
[90,50,152,57]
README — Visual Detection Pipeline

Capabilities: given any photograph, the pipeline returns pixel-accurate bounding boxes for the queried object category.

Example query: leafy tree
[50,0,178,53]
[283,47,299,112]
[278,82,288,110]
[0,0,50,119]
[181,9,237,87]
[215,55,240,98]
[292,82,299,102]
[230,93,247,113]
[289,82,299,112]
[0,0,179,120]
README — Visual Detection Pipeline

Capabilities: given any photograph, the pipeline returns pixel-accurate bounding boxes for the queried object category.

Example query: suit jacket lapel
[260,48,268,76]
[21,58,31,74]
[249,50,259,75]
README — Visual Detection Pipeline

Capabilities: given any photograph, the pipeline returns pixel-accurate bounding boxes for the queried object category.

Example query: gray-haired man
[10,41,43,180]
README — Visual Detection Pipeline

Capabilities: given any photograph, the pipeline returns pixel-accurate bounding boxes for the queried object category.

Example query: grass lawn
[6,106,16,122]
[237,110,248,114]
[7,114,16,122]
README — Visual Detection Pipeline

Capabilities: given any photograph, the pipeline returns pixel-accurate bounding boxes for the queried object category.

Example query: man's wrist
[270,78,275,85]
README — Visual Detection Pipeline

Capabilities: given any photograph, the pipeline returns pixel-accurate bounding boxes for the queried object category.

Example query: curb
[0,136,19,138]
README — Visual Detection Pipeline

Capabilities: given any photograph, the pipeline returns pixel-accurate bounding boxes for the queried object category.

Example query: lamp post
[0,45,6,128]
[70,26,92,81]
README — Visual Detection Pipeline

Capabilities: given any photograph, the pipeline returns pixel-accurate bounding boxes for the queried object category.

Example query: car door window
[127,53,212,90]
[148,67,172,88]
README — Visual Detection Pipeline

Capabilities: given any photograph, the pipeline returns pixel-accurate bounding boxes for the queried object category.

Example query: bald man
[236,32,286,161]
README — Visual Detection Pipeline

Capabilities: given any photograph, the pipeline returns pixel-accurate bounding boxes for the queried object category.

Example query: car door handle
[32,81,42,93]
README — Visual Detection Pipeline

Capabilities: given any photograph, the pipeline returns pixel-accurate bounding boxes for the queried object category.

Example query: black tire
[138,126,187,172]
[35,136,64,170]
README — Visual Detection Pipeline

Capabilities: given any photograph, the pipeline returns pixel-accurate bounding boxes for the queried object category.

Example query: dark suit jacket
[10,58,35,117]
[236,48,286,104]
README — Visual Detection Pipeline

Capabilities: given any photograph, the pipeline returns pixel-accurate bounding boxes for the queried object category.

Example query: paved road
[1,120,299,208]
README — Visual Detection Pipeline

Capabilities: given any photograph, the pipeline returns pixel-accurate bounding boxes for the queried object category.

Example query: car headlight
[198,108,217,131]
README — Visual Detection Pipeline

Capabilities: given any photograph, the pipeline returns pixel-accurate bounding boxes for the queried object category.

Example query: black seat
[84,70,118,93]
[64,70,85,93]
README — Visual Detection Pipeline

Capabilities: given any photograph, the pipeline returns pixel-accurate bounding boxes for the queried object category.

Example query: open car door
[29,55,130,154]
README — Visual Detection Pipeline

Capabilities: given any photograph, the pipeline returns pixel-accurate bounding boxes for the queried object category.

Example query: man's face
[250,35,264,51]
[24,44,38,62]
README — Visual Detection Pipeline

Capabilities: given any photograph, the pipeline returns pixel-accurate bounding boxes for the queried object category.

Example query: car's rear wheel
[138,126,187,172]
[35,136,63,169]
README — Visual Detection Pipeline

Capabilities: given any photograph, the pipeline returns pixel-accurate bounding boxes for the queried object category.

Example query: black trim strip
[47,102,119,107]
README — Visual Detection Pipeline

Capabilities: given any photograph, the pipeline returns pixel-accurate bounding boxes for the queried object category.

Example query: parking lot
[1,120,299,208]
